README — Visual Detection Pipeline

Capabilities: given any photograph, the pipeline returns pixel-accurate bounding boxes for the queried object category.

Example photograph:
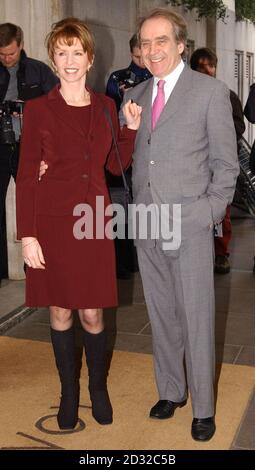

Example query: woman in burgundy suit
[16,17,141,430]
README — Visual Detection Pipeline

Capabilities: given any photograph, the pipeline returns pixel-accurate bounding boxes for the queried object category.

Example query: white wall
[216,7,236,91]
[235,18,255,99]
[68,0,137,92]
[235,17,255,144]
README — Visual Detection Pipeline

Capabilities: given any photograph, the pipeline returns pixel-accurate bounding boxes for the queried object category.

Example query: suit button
[82,174,88,179]
[150,160,155,165]
[84,154,89,160]
[147,138,151,144]
[148,182,150,187]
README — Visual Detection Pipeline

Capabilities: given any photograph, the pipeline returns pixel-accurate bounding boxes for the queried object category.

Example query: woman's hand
[38,160,48,181]
[22,237,46,269]
[123,99,142,130]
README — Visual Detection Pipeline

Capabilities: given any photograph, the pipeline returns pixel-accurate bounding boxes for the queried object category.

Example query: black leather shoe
[149,399,187,419]
[214,255,230,274]
[191,417,216,441]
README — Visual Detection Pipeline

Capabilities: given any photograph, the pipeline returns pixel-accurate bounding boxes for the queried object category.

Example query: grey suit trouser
[137,229,215,419]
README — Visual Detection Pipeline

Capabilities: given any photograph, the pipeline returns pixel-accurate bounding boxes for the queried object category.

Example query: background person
[190,47,245,275]
[244,81,255,123]
[106,33,151,112]
[16,17,141,430]
[0,22,58,285]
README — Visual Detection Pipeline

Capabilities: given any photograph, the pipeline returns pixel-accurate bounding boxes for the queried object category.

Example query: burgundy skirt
[25,214,117,309]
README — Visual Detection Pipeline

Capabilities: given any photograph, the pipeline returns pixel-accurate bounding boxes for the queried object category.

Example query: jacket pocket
[181,175,210,198]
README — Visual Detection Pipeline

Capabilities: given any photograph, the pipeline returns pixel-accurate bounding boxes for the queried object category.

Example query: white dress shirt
[152,60,185,105]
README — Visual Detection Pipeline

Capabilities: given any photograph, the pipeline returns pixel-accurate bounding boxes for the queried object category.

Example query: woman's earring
[87,61,94,72]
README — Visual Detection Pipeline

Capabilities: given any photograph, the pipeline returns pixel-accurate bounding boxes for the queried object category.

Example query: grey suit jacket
[120,65,239,246]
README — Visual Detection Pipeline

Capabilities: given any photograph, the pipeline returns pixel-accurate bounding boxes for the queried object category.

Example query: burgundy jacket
[16,85,136,238]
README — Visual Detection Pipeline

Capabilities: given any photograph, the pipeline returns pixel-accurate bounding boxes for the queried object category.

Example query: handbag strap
[103,106,130,192]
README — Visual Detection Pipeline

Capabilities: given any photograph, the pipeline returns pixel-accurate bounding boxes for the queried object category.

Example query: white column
[223,0,235,11]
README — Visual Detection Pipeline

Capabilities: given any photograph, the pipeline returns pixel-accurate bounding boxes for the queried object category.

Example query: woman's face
[53,37,91,84]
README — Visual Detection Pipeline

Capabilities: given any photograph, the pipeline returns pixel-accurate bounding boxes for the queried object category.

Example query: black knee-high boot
[50,327,79,429]
[83,329,113,425]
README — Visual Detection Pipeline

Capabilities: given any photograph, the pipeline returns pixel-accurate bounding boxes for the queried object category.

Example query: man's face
[0,39,23,68]
[196,59,216,77]
[140,17,184,78]
[131,46,145,69]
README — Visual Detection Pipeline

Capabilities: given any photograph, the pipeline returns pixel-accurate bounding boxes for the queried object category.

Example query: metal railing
[234,137,255,217]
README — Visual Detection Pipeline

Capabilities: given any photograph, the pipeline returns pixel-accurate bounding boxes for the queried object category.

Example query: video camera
[113,69,144,89]
[0,100,24,144]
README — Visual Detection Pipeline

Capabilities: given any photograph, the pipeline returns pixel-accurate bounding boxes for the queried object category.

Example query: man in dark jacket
[0,22,58,283]
[190,47,245,274]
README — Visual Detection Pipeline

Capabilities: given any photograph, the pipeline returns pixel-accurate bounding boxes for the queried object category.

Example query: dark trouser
[115,226,138,274]
[0,143,19,279]
[214,205,232,257]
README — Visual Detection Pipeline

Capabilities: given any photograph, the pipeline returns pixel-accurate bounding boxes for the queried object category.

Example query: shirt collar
[153,59,185,86]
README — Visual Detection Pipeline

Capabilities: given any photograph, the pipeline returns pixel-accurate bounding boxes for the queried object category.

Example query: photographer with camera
[106,34,151,279]
[0,22,58,284]
[106,33,151,112]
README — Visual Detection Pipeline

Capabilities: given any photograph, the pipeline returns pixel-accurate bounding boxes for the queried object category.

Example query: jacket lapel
[138,79,154,133]
[153,65,193,130]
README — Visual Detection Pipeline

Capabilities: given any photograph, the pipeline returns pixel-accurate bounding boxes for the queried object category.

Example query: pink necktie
[152,79,165,130]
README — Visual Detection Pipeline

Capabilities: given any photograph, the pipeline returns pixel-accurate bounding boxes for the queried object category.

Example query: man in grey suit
[121,8,239,441]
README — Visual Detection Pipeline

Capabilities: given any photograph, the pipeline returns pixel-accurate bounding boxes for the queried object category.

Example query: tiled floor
[1,207,255,449]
